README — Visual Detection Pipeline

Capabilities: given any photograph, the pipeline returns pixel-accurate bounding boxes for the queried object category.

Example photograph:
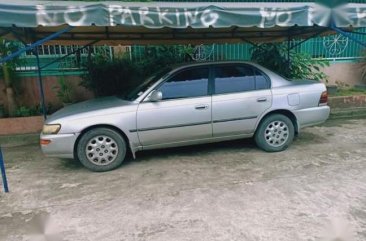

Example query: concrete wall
[320,62,364,86]
[0,116,43,135]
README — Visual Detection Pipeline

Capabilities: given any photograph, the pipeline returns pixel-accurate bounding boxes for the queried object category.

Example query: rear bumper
[293,105,330,130]
[40,133,80,159]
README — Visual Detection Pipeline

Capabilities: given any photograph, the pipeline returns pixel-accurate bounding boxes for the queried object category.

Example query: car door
[212,64,272,137]
[136,66,212,147]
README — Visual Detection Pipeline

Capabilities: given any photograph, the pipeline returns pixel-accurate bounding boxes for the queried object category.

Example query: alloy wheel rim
[264,120,289,147]
[85,135,119,166]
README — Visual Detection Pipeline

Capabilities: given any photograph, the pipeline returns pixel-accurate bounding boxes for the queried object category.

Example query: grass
[330,88,366,97]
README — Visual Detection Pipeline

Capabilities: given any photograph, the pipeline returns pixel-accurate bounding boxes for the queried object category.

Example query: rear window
[254,69,270,90]
[214,65,255,94]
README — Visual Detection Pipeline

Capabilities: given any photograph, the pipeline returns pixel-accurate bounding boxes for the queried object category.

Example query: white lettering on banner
[201,9,219,27]
[36,6,221,27]
[64,6,87,25]
[121,8,136,25]
[175,9,181,26]
[139,7,154,25]
[36,5,87,26]
[108,5,136,25]
[157,7,173,25]
[260,8,292,27]
[36,5,59,25]
[184,9,199,26]
[308,7,314,26]
[357,8,366,27]
[109,5,122,26]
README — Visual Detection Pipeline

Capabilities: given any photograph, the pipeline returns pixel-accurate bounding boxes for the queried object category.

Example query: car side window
[158,67,209,100]
[254,69,270,90]
[214,65,256,94]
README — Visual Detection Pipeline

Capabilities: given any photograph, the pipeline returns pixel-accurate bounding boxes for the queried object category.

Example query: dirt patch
[1,118,366,241]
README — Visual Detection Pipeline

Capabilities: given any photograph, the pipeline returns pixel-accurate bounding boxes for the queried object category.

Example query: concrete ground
[0,118,366,241]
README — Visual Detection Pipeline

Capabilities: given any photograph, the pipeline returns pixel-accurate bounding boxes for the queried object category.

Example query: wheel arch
[256,109,299,135]
[73,124,132,160]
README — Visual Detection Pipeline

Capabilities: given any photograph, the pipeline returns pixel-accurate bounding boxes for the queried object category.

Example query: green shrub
[81,57,144,97]
[15,106,40,117]
[53,76,73,104]
[81,45,193,97]
[251,43,329,82]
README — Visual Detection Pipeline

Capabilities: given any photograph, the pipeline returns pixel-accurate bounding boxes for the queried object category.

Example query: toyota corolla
[40,61,330,172]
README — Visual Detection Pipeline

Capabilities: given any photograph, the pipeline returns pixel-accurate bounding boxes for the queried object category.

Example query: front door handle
[257,97,267,102]
[195,104,209,110]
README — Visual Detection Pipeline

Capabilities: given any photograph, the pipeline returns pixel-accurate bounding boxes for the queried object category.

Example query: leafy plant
[0,38,25,116]
[15,106,40,117]
[81,45,194,97]
[53,76,73,104]
[251,43,329,82]
[81,57,143,97]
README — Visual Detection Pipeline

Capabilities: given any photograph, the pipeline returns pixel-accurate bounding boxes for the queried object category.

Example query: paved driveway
[0,118,366,241]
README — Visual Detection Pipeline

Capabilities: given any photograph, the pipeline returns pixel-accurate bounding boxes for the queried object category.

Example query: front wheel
[255,114,295,152]
[76,128,127,172]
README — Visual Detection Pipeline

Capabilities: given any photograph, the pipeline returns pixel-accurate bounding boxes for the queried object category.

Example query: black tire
[255,114,295,152]
[76,128,127,172]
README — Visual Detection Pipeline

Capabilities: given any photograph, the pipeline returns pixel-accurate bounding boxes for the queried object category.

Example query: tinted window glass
[214,66,256,94]
[254,70,270,90]
[158,68,209,100]
[123,67,172,101]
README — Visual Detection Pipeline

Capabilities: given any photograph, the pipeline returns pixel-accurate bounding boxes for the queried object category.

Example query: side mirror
[148,90,163,102]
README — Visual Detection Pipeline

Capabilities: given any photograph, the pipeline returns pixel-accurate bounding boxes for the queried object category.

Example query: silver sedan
[40,61,330,172]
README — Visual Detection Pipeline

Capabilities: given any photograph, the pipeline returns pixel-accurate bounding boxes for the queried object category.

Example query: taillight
[319,91,328,106]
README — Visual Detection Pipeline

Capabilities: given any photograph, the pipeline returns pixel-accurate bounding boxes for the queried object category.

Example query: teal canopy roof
[0,1,364,45]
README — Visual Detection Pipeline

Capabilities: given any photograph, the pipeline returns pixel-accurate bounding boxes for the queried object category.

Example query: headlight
[42,124,61,135]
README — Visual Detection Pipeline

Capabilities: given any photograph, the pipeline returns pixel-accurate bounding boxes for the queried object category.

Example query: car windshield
[121,67,172,101]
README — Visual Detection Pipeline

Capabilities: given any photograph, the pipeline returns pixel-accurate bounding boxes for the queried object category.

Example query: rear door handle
[257,97,267,102]
[195,104,209,110]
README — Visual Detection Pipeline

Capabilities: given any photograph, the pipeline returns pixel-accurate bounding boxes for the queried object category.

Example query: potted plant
[53,76,73,106]
[0,38,24,116]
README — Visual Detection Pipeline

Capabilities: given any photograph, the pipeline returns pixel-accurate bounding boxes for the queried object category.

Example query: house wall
[0,74,94,114]
[320,62,364,86]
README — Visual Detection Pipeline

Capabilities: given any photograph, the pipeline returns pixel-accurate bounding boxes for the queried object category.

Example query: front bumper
[293,105,330,129]
[40,133,80,159]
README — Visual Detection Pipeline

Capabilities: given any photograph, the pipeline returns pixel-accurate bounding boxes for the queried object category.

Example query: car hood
[46,96,133,123]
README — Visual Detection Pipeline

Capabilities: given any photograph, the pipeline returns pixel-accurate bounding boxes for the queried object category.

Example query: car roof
[171,60,252,70]
[167,61,290,88]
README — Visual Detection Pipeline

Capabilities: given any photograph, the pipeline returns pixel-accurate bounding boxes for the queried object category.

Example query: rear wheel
[255,114,295,152]
[77,128,126,172]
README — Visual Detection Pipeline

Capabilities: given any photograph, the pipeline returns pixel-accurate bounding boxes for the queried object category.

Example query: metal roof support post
[288,29,328,50]
[0,146,9,193]
[0,25,74,120]
[330,24,366,48]
[0,26,74,64]
[34,49,47,120]
[287,31,291,73]
[341,30,366,36]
